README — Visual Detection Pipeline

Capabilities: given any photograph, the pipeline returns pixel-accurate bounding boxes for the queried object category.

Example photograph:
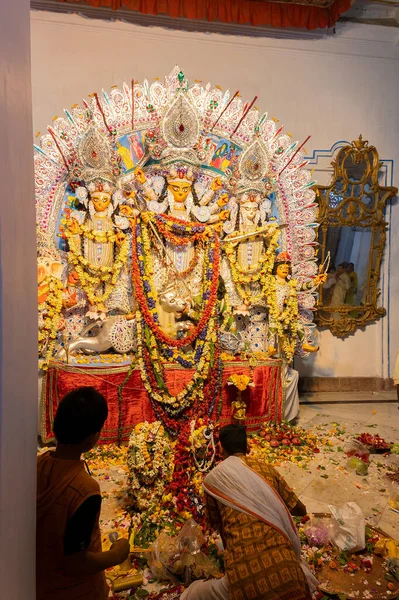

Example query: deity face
[90,191,112,213]
[167,180,191,204]
[240,201,258,223]
[276,263,291,280]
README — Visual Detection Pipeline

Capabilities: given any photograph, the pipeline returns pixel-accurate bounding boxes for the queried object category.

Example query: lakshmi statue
[62,128,139,319]
[267,252,327,361]
[65,179,134,318]
[222,185,278,352]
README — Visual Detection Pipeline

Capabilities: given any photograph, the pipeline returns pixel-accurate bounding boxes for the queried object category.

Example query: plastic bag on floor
[148,519,220,584]
[328,502,365,552]
[346,456,368,476]
[387,479,399,510]
[345,439,370,464]
[304,516,333,547]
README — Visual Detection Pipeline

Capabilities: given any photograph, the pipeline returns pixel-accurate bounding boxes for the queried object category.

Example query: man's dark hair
[53,387,108,444]
[338,261,348,269]
[219,424,247,456]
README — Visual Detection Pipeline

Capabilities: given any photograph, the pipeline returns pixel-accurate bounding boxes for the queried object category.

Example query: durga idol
[133,162,230,226]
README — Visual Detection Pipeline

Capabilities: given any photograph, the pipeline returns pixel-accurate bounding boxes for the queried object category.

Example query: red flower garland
[132,216,220,349]
[166,418,222,526]
[153,215,212,247]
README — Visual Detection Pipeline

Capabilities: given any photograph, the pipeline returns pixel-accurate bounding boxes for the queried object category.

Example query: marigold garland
[224,227,279,306]
[136,314,217,415]
[166,418,221,525]
[151,233,202,280]
[142,341,222,437]
[132,215,220,349]
[131,212,227,434]
[127,421,175,510]
[228,373,253,392]
[266,275,299,362]
[38,276,64,369]
[152,212,212,247]
[65,222,129,307]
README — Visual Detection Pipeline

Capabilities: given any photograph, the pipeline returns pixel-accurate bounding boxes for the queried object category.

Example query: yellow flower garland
[65,222,129,307]
[127,421,175,510]
[224,228,280,305]
[228,373,253,391]
[266,275,299,362]
[136,314,217,409]
[135,222,218,412]
[38,276,64,369]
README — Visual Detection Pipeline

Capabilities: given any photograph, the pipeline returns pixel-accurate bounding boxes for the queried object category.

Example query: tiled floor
[275,401,399,540]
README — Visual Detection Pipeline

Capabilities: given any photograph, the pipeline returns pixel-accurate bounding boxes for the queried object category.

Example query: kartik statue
[267,252,327,361]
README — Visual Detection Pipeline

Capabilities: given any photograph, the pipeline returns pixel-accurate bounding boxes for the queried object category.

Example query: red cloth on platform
[41,360,283,444]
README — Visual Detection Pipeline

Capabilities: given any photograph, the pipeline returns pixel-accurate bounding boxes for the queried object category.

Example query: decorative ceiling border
[30,0,332,38]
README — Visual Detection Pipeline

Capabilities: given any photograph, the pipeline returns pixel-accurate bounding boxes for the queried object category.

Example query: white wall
[30,11,399,379]
[0,1,38,597]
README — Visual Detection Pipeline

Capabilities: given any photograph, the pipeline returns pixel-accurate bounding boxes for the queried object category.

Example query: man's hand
[290,499,307,517]
[110,538,130,564]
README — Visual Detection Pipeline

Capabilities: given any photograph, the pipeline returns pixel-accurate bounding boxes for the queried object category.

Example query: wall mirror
[314,136,397,338]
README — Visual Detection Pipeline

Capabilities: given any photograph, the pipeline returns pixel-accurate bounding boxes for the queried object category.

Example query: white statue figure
[133,161,230,226]
[266,252,327,361]
[130,158,231,336]
[60,126,141,321]
[221,186,277,353]
[65,179,135,318]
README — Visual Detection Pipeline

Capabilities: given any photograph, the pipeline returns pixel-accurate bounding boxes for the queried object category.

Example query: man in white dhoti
[181,425,317,600]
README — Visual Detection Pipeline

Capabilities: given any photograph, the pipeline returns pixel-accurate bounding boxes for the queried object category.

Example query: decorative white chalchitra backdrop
[34,66,319,354]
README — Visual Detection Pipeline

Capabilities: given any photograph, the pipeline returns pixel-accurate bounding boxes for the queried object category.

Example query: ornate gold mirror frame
[314,136,397,338]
